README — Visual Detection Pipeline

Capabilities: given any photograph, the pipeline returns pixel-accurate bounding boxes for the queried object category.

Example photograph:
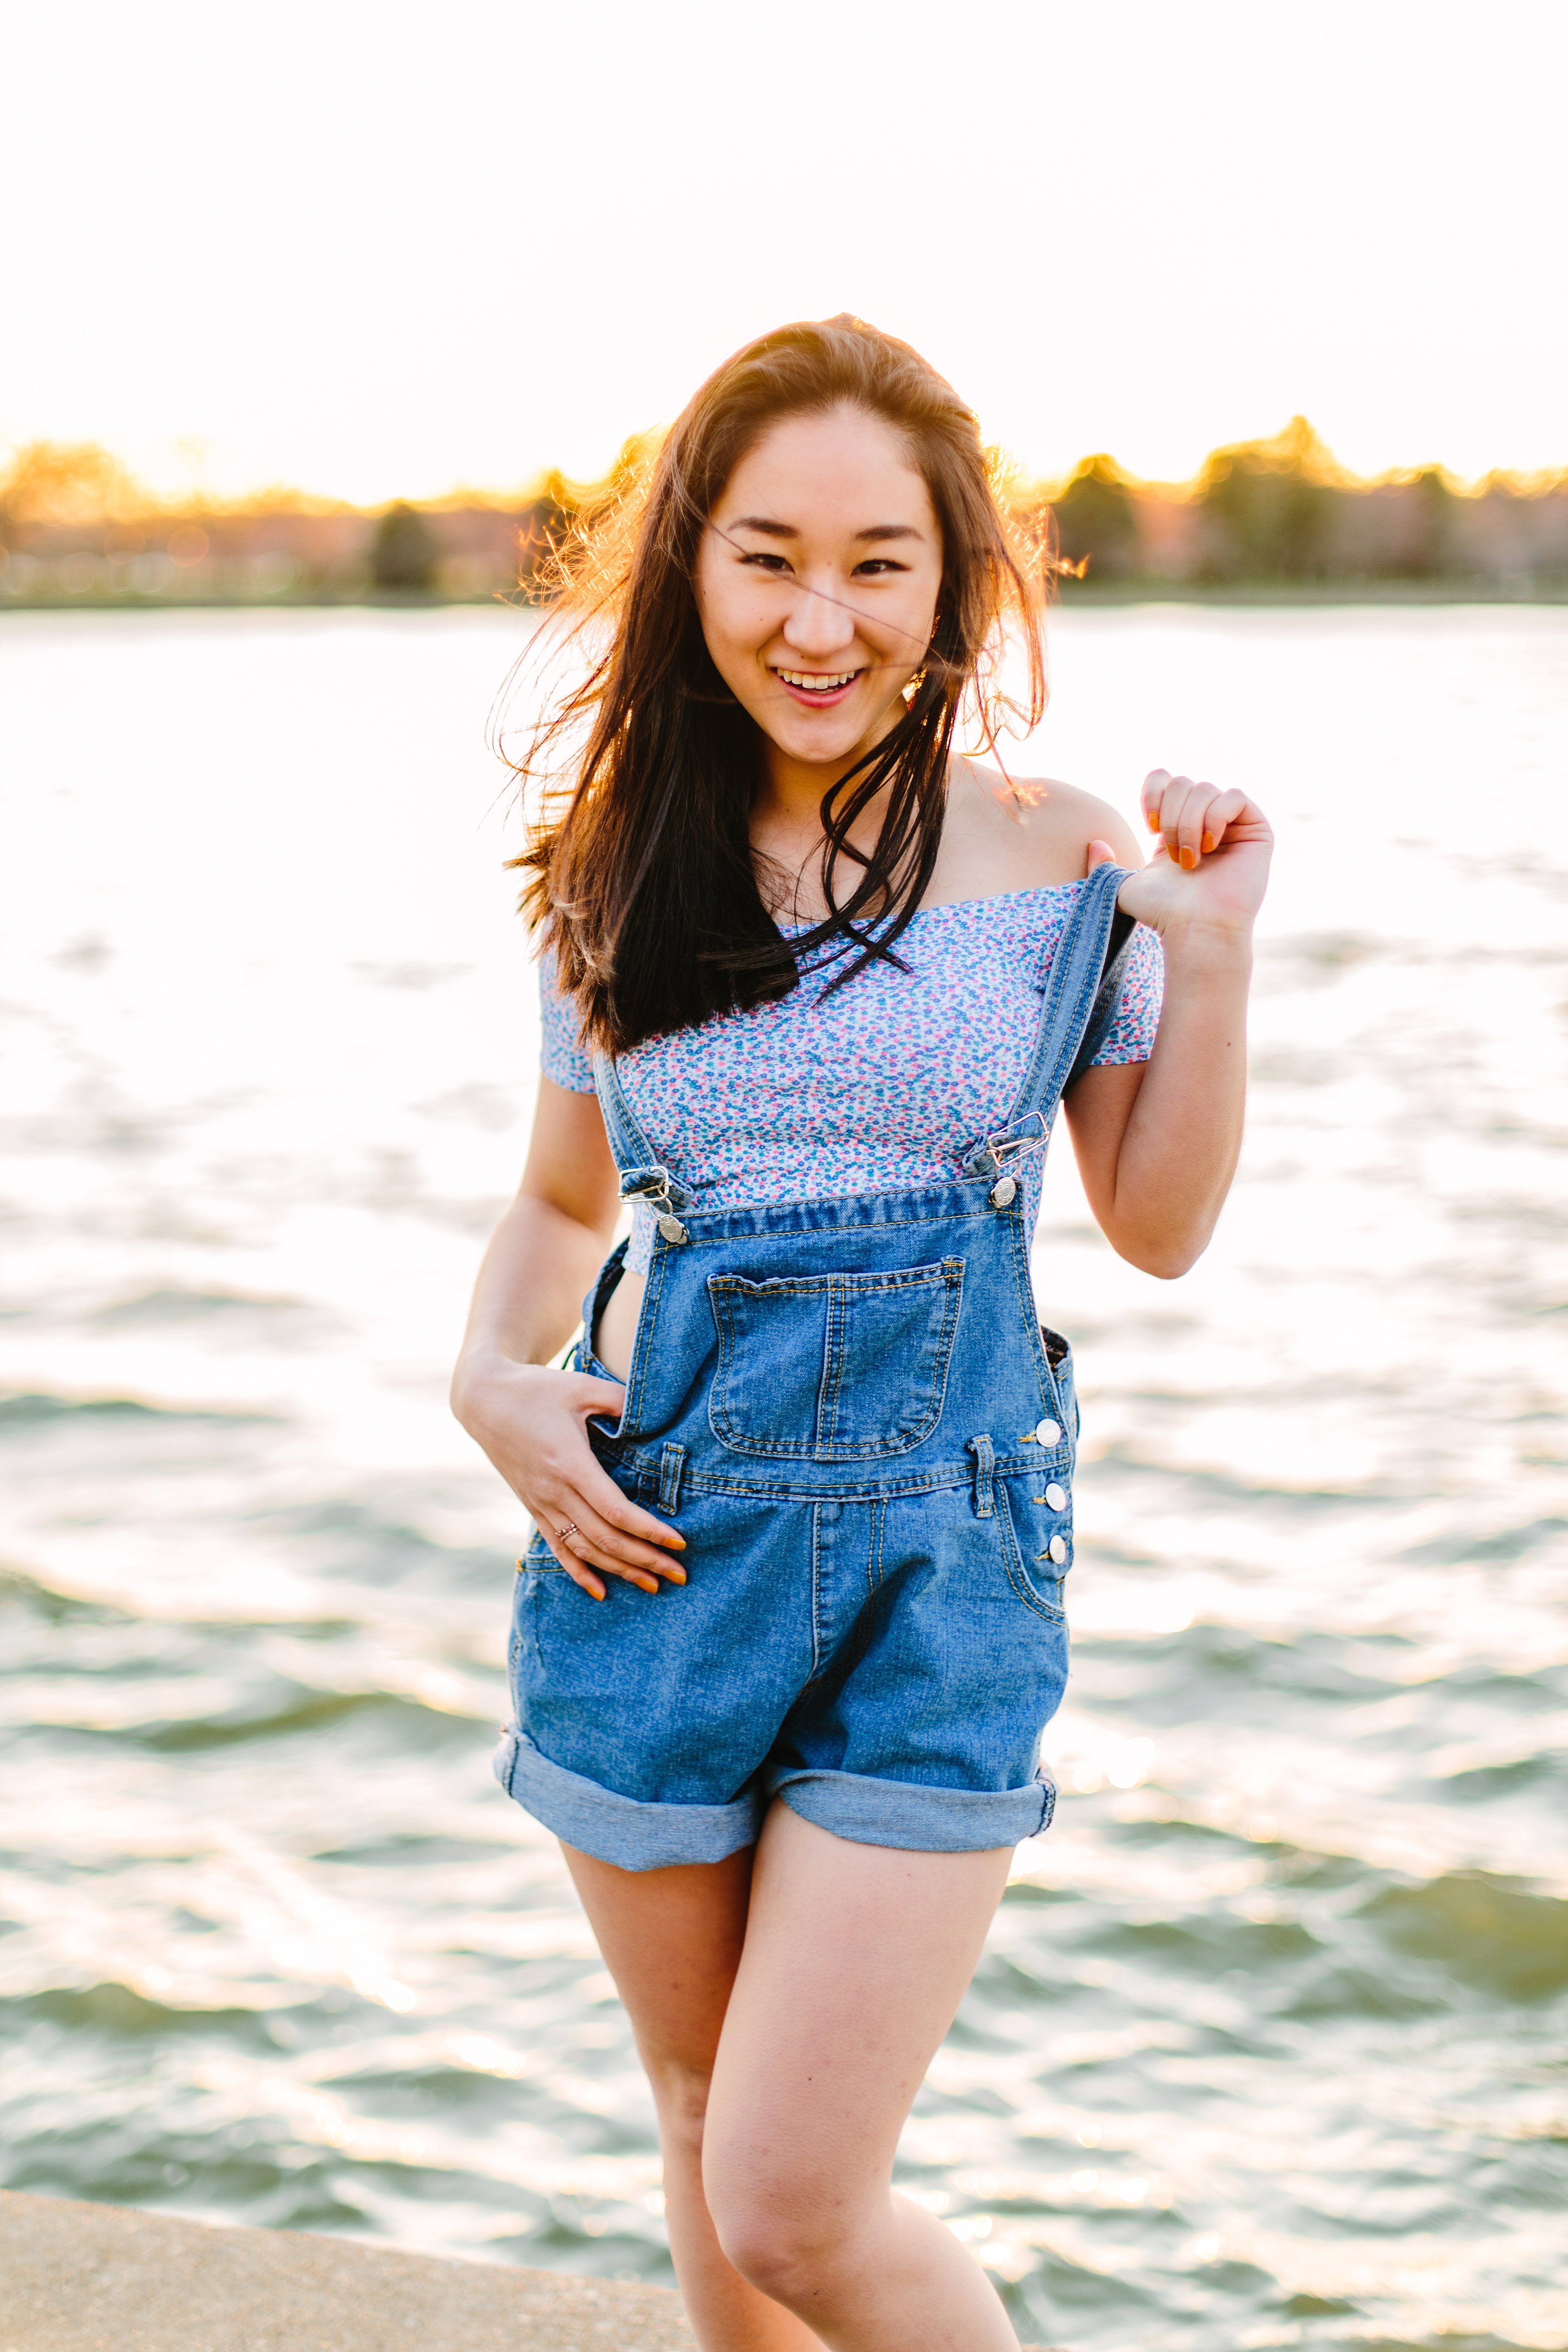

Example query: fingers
[1085,837,1117,874]
[567,1372,629,1422]
[1197,787,1253,853]
[551,1375,685,1595]
[534,1461,688,1601]
[579,1453,687,1565]
[1139,769,1172,835]
[548,1509,686,1597]
[542,1508,666,1599]
[495,1363,691,1602]
[543,1524,608,1601]
[563,1372,685,1559]
[1141,771,1250,870]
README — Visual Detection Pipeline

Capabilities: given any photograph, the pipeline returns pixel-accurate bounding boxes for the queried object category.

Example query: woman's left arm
[1065,769,1274,1279]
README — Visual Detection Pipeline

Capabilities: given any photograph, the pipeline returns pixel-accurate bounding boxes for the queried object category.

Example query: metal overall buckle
[958,1110,1051,1208]
[618,1164,690,1246]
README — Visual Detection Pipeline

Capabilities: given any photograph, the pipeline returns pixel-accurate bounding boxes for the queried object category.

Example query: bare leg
[702,1805,1018,2352]
[562,1839,826,2351]
[564,1805,1018,2352]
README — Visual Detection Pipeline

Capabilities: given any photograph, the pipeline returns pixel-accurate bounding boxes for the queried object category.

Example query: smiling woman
[706,431,940,701]
[452,314,1272,2352]
[511,315,1047,1051]
[698,409,948,899]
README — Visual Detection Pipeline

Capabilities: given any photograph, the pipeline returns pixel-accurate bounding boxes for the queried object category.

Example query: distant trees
[1399,468,1457,579]
[1194,417,1340,583]
[0,440,146,533]
[370,502,439,592]
[1049,456,1140,581]
[5,430,1566,605]
[1021,415,1563,590]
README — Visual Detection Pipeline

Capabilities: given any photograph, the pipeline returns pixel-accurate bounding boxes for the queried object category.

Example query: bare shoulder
[954,760,1144,884]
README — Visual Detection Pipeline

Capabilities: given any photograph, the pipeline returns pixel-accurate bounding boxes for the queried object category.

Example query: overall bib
[495,861,1135,1870]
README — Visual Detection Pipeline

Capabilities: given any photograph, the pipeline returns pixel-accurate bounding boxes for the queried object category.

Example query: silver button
[657,1215,689,1245]
[990,1175,1017,1208]
[1034,1418,1061,1447]
[1048,1534,1069,1566]
[1045,1482,1068,1511]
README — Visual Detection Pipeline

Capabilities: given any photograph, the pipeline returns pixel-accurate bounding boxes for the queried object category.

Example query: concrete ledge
[0,2192,695,2351]
[0,2190,1055,2349]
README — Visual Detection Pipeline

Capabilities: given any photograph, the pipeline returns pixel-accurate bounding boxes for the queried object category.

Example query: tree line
[3,426,1566,605]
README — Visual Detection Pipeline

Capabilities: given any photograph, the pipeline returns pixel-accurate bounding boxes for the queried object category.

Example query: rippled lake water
[2,603,1566,2351]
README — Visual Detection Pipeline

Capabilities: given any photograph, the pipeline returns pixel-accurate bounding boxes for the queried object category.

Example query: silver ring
[558,1521,581,1551]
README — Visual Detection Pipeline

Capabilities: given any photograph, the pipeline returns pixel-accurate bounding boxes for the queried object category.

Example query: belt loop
[658,1441,686,1516]
[967,1433,996,1518]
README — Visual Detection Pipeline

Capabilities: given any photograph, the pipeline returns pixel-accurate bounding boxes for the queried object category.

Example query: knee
[703,2163,852,2306]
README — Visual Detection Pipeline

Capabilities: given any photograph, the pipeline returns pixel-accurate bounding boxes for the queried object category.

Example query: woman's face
[695,404,943,783]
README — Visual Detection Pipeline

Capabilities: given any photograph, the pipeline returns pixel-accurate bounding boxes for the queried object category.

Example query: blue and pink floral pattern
[540,883,1162,1246]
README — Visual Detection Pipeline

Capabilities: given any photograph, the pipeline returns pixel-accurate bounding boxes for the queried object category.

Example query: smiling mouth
[774,667,862,698]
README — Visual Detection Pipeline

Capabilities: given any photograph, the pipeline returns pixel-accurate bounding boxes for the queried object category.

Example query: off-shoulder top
[540,883,1163,1268]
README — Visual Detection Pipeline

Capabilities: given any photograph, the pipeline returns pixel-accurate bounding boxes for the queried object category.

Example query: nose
[780,573,857,660]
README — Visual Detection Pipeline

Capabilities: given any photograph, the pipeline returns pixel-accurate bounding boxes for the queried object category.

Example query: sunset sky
[8,0,1567,504]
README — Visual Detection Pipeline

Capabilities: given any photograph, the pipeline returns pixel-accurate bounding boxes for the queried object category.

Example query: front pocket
[707,1259,964,1460]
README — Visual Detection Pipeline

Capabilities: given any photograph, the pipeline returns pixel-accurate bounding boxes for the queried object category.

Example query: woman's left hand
[1091,768,1273,940]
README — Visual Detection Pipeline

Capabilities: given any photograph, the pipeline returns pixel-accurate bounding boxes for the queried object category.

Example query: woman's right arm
[449,1075,688,1599]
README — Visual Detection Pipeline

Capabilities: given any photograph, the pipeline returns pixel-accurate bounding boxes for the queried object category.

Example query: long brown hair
[509,315,1049,1056]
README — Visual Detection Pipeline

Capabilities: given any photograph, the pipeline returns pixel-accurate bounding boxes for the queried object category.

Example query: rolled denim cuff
[767,1762,1056,1852]
[492,1727,762,1870]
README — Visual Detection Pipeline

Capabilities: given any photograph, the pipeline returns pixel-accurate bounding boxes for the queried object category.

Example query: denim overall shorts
[494,862,1135,1870]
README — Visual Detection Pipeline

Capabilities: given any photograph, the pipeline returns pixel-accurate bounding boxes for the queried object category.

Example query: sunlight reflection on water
[2,604,1565,2350]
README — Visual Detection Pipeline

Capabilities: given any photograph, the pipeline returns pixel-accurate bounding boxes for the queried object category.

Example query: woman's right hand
[451,1353,687,1601]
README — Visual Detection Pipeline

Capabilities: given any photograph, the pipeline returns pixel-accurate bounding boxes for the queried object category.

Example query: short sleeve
[538,949,597,1094]
[1089,922,1163,1065]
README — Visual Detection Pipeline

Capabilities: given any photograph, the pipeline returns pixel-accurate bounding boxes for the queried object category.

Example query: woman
[453,316,1271,2352]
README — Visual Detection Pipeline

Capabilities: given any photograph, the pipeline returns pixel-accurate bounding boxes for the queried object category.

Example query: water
[3,603,1566,2351]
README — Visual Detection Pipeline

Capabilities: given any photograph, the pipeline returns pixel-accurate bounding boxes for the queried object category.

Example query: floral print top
[540,882,1163,1265]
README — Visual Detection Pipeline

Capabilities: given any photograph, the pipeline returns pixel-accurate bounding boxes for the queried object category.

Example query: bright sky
[7,0,1567,504]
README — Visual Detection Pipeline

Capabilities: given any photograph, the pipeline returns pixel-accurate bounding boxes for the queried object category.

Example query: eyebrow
[728,516,926,544]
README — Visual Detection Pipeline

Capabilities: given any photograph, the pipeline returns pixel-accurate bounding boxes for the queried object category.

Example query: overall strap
[959,862,1134,1178]
[590,1048,693,1217]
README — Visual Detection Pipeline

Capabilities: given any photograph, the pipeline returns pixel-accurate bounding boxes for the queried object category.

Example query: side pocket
[507,1568,531,1713]
[994,1478,1070,1623]
[1040,1324,1081,1456]
[510,1527,571,1703]
[511,1551,572,1705]
[522,1522,567,1572]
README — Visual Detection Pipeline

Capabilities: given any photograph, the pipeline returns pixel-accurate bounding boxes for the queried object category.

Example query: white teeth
[778,669,856,690]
